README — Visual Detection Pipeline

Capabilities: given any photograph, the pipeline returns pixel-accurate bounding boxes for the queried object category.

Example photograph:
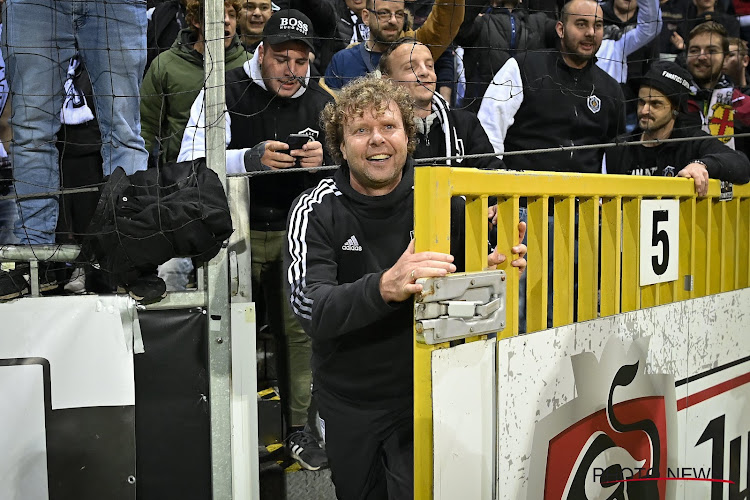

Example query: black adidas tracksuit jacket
[285,160,417,407]
[286,157,470,405]
[285,159,470,496]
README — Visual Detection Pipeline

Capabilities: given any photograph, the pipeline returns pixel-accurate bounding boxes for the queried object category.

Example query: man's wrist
[690,159,708,168]
[244,142,271,171]
[379,269,392,303]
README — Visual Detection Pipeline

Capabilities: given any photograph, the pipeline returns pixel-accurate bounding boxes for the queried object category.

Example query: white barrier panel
[495,289,749,500]
[433,339,496,500]
[0,295,138,500]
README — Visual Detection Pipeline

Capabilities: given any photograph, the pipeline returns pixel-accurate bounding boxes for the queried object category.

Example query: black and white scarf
[60,54,94,125]
[421,92,464,166]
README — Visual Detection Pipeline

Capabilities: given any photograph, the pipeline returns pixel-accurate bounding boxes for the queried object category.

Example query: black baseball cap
[262,9,315,51]
[639,61,694,110]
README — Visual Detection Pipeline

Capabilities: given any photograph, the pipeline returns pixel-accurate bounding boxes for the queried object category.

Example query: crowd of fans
[1,0,750,486]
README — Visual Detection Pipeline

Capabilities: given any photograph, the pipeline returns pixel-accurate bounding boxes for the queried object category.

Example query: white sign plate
[640,199,679,286]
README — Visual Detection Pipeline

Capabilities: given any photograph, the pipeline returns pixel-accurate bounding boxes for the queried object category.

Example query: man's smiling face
[340,100,409,196]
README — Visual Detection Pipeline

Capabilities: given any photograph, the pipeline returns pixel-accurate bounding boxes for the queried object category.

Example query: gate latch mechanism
[414,271,506,345]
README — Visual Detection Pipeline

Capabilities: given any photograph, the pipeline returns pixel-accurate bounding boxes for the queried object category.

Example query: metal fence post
[204,0,233,498]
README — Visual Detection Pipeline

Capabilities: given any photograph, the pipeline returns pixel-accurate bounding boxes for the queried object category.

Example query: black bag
[83,159,233,286]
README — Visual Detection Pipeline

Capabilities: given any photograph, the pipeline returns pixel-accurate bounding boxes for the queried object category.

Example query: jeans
[2,0,148,244]
[0,190,18,245]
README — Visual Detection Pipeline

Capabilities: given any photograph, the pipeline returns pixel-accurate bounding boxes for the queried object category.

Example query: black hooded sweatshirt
[285,160,466,407]
[606,118,750,183]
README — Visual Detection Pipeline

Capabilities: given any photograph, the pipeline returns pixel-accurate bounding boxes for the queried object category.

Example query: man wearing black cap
[179,8,332,470]
[606,61,750,194]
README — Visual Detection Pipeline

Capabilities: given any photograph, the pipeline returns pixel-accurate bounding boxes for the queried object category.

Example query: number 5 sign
[640,200,679,286]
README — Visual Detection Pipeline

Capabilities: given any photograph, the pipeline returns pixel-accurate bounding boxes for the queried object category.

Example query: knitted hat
[639,61,694,111]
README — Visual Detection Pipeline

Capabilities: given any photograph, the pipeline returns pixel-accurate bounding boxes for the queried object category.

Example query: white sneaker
[64,266,86,294]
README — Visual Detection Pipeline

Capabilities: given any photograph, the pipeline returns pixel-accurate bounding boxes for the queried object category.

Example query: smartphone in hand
[280,133,311,155]
[279,134,312,167]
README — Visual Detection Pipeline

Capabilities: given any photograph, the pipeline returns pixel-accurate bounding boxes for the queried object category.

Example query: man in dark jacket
[323,0,465,91]
[600,0,661,128]
[478,0,625,173]
[146,0,189,72]
[455,0,555,110]
[285,76,526,499]
[606,61,750,193]
[668,0,740,53]
[141,0,250,167]
[379,37,503,169]
[336,0,370,45]
[179,9,332,471]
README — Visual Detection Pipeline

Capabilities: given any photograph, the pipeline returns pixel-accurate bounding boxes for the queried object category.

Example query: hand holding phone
[261,135,322,169]
[280,134,312,156]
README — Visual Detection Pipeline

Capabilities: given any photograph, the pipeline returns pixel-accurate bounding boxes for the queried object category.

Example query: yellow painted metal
[448,170,699,198]
[465,195,490,272]
[413,166,452,500]
[694,199,710,297]
[411,168,750,500]
[641,283,657,309]
[600,197,622,317]
[709,200,722,295]
[464,195,490,342]
[674,198,696,301]
[657,280,673,305]
[553,197,576,326]
[526,196,550,332]
[740,199,750,288]
[733,200,741,289]
[721,199,738,291]
[495,196,521,339]
[621,198,641,312]
[577,197,599,321]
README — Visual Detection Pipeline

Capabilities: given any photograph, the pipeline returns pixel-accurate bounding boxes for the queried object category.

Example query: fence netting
[0,0,748,300]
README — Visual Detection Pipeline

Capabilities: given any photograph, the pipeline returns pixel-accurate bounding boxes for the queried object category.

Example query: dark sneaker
[0,267,30,300]
[286,430,328,471]
[120,274,167,304]
[0,262,60,300]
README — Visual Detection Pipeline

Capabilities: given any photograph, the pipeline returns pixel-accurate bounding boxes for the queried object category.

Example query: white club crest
[297,127,320,139]
[587,95,601,114]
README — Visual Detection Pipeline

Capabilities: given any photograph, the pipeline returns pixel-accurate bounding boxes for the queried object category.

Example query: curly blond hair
[320,76,416,164]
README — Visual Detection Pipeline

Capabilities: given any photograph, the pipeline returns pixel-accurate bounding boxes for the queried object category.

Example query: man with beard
[606,61,750,194]
[323,0,464,90]
[685,21,750,151]
[179,9,331,471]
[478,0,625,173]
[478,0,624,332]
